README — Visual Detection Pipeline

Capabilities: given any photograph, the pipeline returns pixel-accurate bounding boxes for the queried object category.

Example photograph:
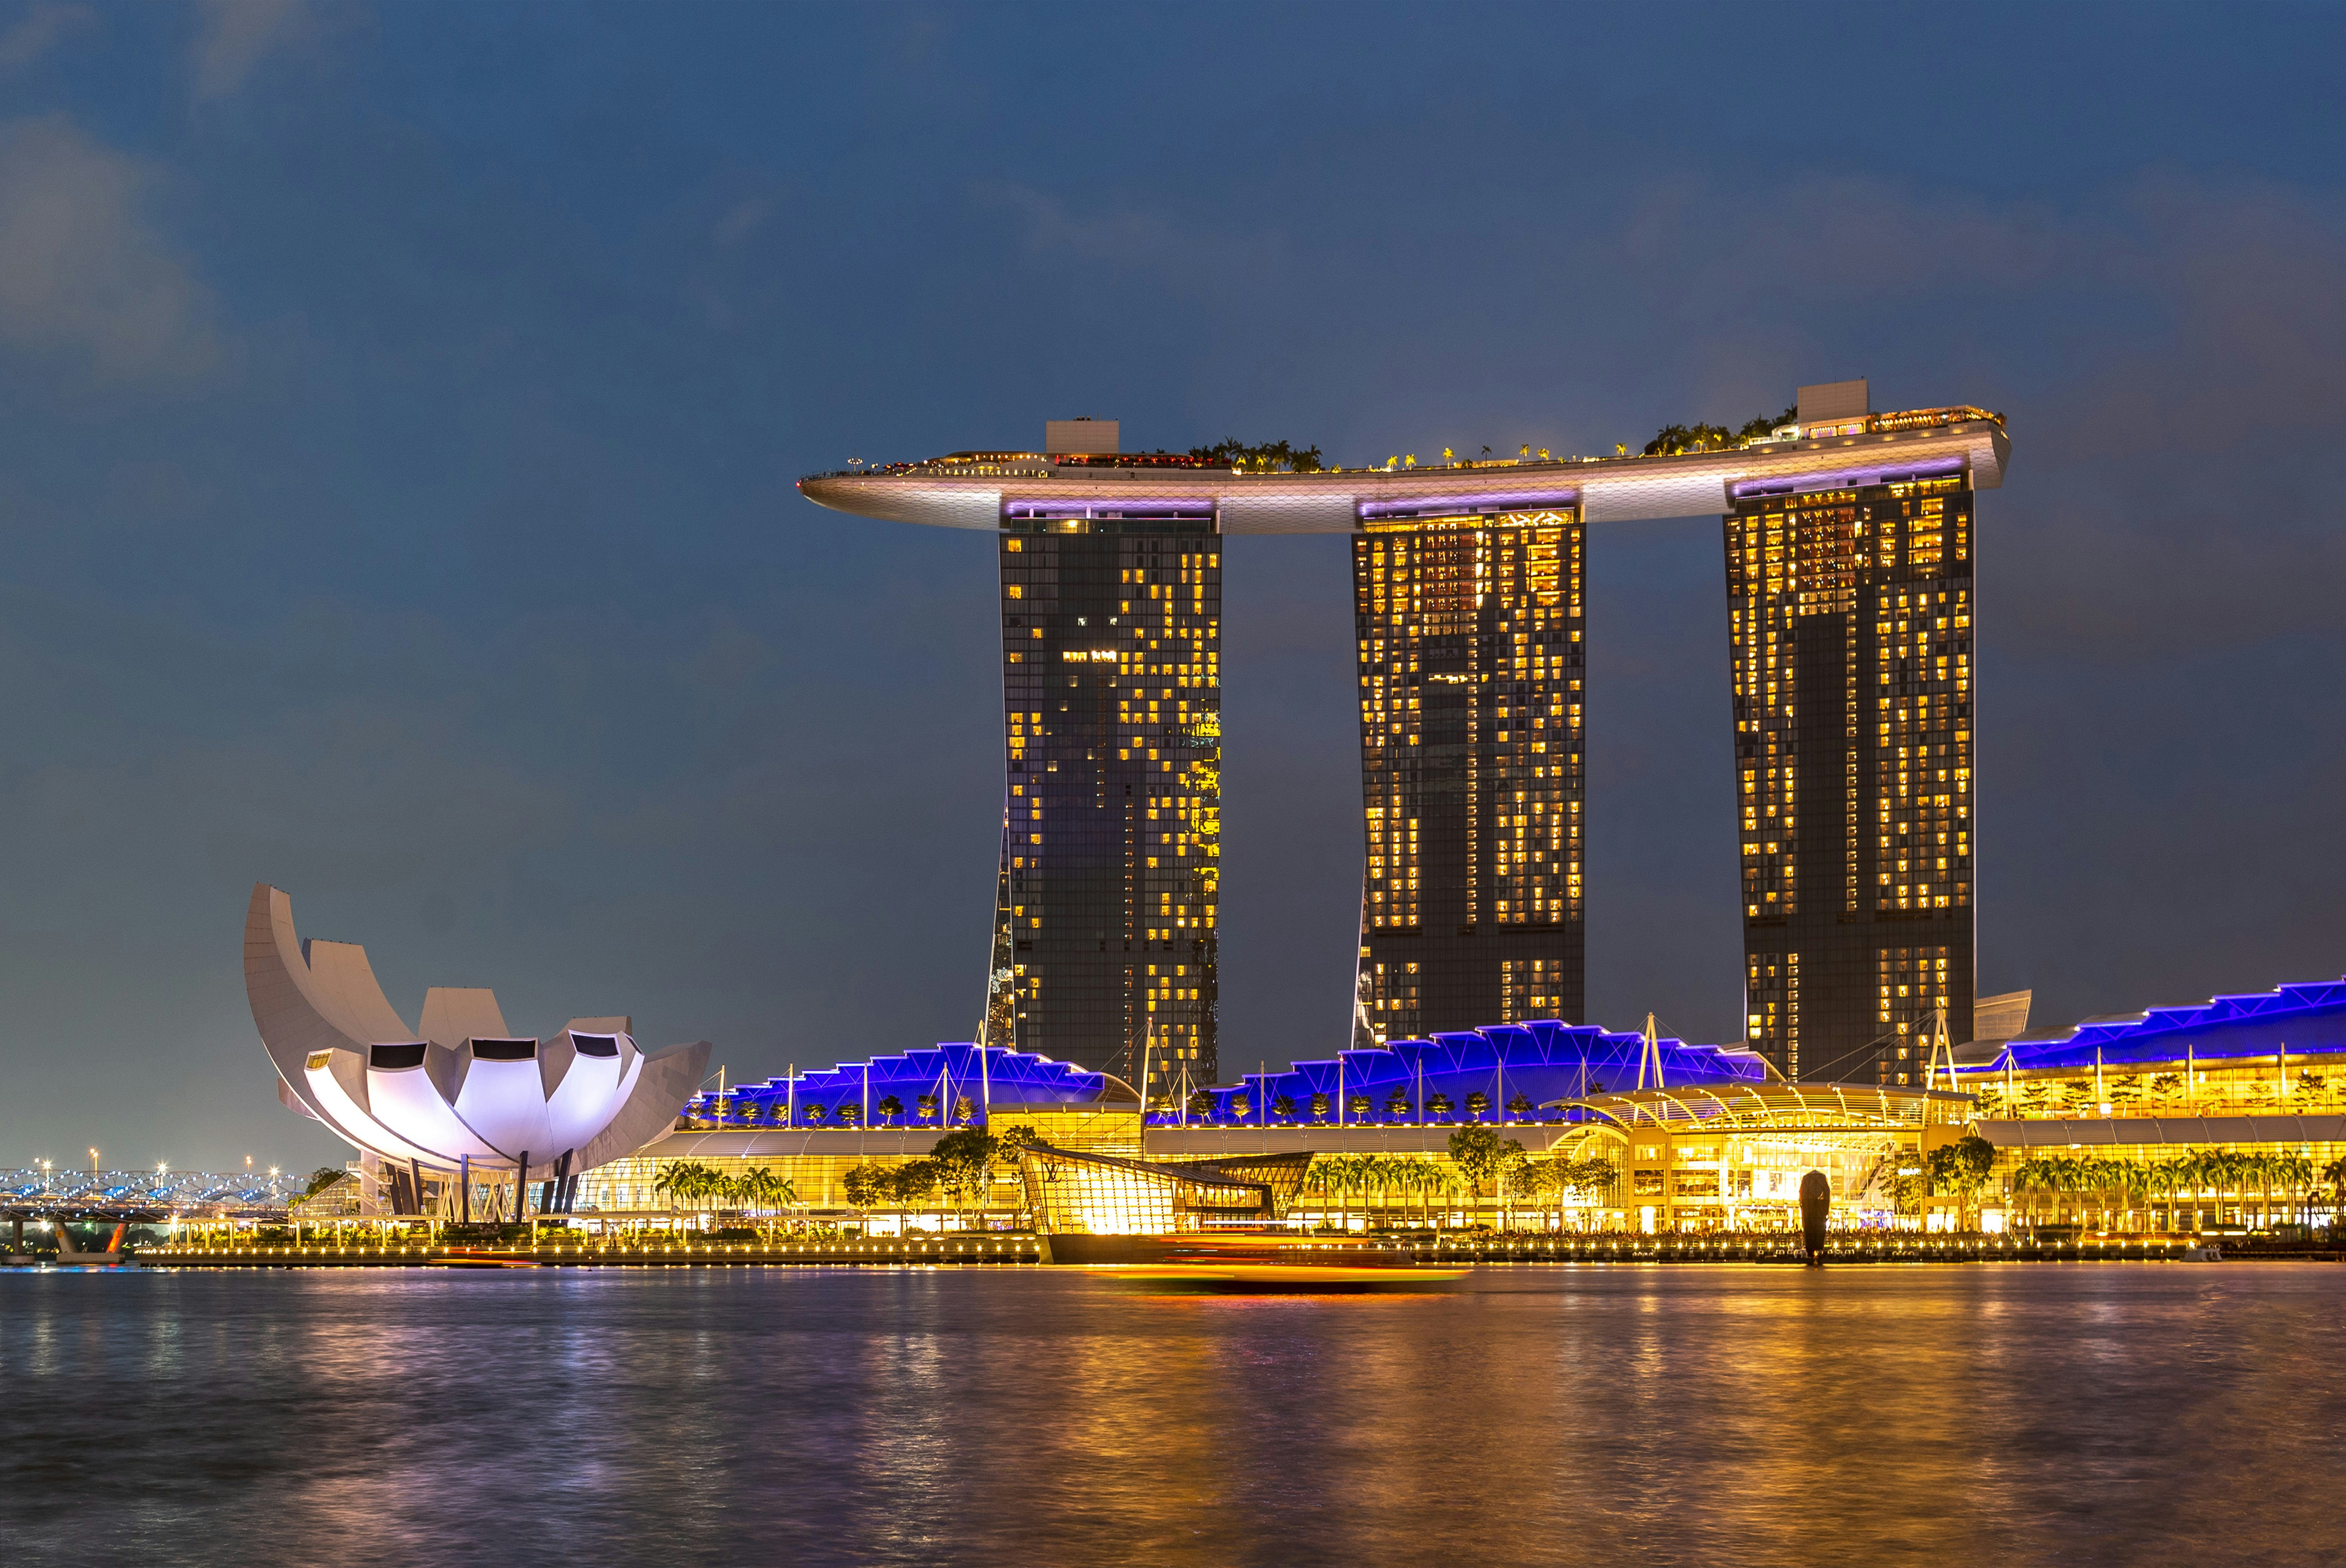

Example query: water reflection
[1,1266,2342,1566]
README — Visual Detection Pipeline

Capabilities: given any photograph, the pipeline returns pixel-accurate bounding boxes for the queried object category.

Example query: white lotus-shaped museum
[245,883,709,1178]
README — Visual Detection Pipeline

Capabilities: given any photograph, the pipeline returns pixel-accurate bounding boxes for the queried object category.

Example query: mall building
[583,973,2346,1238]
[602,1020,1967,1236]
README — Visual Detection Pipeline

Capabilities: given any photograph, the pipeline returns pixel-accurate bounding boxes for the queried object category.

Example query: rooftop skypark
[797,383,2012,1096]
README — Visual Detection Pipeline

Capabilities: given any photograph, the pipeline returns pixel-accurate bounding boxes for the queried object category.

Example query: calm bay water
[2,1263,2341,1566]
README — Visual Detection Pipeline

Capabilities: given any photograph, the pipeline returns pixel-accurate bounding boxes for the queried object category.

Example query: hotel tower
[799,390,2006,1095]
[1351,508,1585,1042]
[1729,381,1976,1082]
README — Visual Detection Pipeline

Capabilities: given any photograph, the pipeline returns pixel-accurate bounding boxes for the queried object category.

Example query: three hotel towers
[797,385,2005,1097]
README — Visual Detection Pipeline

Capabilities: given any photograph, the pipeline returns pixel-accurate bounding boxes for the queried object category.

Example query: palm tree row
[2010,1150,2321,1230]
[1299,1150,1620,1232]
[653,1160,800,1235]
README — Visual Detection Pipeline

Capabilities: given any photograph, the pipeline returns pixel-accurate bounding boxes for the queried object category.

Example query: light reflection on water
[3,1265,2342,1567]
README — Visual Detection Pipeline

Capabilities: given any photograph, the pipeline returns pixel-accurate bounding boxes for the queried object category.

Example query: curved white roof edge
[798,420,2008,535]
[244,882,711,1173]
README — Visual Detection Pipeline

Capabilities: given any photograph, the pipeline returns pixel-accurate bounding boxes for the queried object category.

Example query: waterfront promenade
[138,1231,2344,1268]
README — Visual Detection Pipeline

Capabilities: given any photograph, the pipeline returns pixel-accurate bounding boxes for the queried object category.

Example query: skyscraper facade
[1727,470,1975,1082]
[800,397,2005,1096]
[1353,509,1585,1043]
[982,505,1221,1091]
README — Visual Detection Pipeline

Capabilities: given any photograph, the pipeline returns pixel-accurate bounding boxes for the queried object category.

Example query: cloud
[973,180,1290,298]
[713,195,773,248]
[0,3,96,71]
[190,0,311,101]
[0,115,221,380]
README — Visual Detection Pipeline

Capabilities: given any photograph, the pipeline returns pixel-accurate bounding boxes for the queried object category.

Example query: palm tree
[736,1168,796,1237]
[653,1159,709,1213]
[1303,1156,1337,1229]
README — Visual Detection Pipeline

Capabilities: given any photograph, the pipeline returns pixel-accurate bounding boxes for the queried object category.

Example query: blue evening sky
[1,1,2341,1168]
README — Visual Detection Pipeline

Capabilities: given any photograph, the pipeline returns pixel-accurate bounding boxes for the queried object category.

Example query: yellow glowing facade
[1354,509,1585,1041]
[1729,474,1975,1081]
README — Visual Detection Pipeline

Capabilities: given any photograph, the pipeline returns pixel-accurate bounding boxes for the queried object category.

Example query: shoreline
[103,1234,2346,1269]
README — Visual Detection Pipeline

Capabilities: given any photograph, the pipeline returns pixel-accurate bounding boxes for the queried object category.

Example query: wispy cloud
[190,0,311,101]
[0,115,221,380]
[0,3,95,72]
[973,180,1291,298]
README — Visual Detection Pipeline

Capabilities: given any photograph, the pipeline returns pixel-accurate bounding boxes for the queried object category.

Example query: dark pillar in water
[1799,1170,1830,1266]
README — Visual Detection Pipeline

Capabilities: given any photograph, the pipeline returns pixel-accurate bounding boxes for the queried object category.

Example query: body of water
[3,1263,2340,1566]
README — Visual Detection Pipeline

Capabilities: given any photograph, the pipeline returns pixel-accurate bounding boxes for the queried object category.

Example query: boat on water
[427,1250,544,1269]
[1109,1234,1467,1292]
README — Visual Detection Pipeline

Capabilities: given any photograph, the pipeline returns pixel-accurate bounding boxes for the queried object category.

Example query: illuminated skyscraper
[800,394,2005,1094]
[981,483,1221,1090]
[1353,509,1585,1042]
[1727,382,1977,1082]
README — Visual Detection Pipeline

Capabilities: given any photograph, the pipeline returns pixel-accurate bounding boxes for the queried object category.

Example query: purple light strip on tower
[1004,499,1215,519]
[1355,488,1582,522]
[1728,459,1965,500]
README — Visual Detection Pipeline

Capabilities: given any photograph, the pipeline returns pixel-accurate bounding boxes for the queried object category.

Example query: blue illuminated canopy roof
[1165,1020,1771,1126]
[682,1020,1786,1130]
[686,1043,1132,1129]
[1959,977,2346,1075]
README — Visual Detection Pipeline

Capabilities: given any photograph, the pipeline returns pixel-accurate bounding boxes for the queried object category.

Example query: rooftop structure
[1966,977,2346,1075]
[1180,1018,1773,1127]
[797,405,2006,534]
[686,1041,1135,1129]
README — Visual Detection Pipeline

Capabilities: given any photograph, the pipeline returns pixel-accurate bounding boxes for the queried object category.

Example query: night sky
[3,2,2341,1172]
